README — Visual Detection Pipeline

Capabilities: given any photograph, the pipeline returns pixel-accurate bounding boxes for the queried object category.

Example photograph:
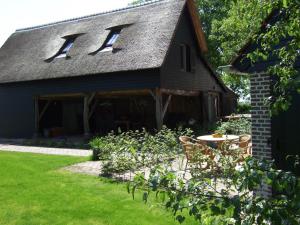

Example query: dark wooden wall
[160,7,223,93]
[272,91,300,175]
[0,70,159,138]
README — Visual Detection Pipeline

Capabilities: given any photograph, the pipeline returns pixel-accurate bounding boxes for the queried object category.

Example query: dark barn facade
[231,10,300,175]
[0,0,236,138]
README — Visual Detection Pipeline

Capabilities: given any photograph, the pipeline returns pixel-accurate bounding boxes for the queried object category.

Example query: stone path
[0,144,92,157]
[64,157,189,180]
[64,161,102,176]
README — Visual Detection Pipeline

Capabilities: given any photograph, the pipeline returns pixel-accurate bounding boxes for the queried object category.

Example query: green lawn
[0,151,196,225]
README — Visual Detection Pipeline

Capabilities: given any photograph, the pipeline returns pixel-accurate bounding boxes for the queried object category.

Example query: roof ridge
[16,0,167,32]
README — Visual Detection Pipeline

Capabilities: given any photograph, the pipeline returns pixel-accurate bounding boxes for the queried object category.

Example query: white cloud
[0,0,132,47]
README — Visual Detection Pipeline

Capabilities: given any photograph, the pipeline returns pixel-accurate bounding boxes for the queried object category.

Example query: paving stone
[0,144,92,157]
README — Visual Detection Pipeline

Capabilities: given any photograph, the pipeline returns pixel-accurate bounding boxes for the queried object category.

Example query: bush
[216,117,251,135]
[237,102,251,114]
[89,126,193,175]
[129,155,300,225]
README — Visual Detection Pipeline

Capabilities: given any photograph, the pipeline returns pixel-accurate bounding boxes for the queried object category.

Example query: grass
[0,151,197,225]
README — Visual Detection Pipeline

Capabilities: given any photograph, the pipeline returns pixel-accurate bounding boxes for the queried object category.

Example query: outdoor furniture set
[179,134,252,177]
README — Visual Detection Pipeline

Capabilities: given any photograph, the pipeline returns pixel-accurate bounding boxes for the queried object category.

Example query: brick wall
[250,73,272,160]
[250,73,272,196]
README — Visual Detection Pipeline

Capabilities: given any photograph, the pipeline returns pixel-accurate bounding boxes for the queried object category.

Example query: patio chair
[181,141,217,178]
[239,134,252,155]
[179,136,197,145]
[225,135,251,162]
[219,135,251,165]
[179,136,214,160]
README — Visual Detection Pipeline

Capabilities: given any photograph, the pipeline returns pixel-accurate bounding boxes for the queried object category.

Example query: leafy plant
[128,154,300,225]
[237,102,251,114]
[216,117,251,135]
[90,127,193,176]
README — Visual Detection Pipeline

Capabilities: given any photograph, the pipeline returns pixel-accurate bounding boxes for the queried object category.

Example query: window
[56,38,75,58]
[180,44,192,72]
[100,30,121,52]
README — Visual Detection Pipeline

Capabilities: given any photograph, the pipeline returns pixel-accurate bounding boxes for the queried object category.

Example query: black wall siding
[160,7,222,93]
[0,70,160,138]
[271,90,300,175]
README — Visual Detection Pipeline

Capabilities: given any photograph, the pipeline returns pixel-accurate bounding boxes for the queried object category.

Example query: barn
[0,0,236,138]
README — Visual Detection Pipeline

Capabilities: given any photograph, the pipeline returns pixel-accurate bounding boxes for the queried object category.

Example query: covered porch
[34,88,211,138]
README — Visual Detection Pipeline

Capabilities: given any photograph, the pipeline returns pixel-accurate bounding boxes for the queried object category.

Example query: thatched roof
[0,0,207,84]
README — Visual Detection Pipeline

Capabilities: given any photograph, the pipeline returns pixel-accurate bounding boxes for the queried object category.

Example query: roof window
[100,30,121,52]
[55,38,75,58]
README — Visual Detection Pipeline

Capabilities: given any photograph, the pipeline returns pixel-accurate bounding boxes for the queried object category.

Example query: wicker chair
[220,135,252,163]
[239,134,252,155]
[179,136,216,177]
[229,134,252,162]
[179,136,197,145]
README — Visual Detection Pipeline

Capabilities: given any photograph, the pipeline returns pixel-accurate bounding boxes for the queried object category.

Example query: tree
[206,0,267,101]
[248,0,300,113]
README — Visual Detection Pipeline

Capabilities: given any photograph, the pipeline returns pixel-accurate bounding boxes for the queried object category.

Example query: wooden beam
[96,89,152,97]
[161,89,200,96]
[155,88,163,130]
[83,95,90,136]
[38,100,51,122]
[34,97,39,137]
[89,99,99,119]
[39,93,85,100]
[162,95,172,120]
[186,0,208,53]
[88,93,96,105]
[148,90,156,100]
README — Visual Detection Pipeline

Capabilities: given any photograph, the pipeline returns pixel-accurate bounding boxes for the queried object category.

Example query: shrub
[216,117,251,135]
[129,154,300,225]
[90,126,193,174]
[237,102,251,114]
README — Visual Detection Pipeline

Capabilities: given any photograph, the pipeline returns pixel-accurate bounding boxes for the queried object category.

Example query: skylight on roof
[106,33,120,46]
[100,30,121,52]
[56,38,75,58]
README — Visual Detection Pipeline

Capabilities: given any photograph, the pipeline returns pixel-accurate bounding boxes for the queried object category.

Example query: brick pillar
[250,73,272,196]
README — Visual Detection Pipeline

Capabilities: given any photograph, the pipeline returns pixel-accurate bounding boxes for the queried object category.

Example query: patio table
[197,135,239,149]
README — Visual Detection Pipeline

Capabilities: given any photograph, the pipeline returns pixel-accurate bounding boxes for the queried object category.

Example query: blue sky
[0,0,132,47]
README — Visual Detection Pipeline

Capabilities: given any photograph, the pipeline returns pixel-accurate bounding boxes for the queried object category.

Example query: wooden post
[155,89,172,131]
[162,95,172,119]
[34,97,40,138]
[39,100,51,122]
[89,99,99,119]
[83,95,90,137]
[155,89,163,130]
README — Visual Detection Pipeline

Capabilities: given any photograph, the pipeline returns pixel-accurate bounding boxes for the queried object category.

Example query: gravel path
[0,144,92,157]
[64,161,102,175]
[64,157,189,180]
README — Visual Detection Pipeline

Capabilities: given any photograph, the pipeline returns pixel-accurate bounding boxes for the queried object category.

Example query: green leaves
[129,151,300,225]
[216,117,251,135]
[91,127,191,177]
[176,215,185,224]
[248,0,300,114]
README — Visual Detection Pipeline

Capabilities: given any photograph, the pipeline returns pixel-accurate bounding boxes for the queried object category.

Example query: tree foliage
[248,0,300,114]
